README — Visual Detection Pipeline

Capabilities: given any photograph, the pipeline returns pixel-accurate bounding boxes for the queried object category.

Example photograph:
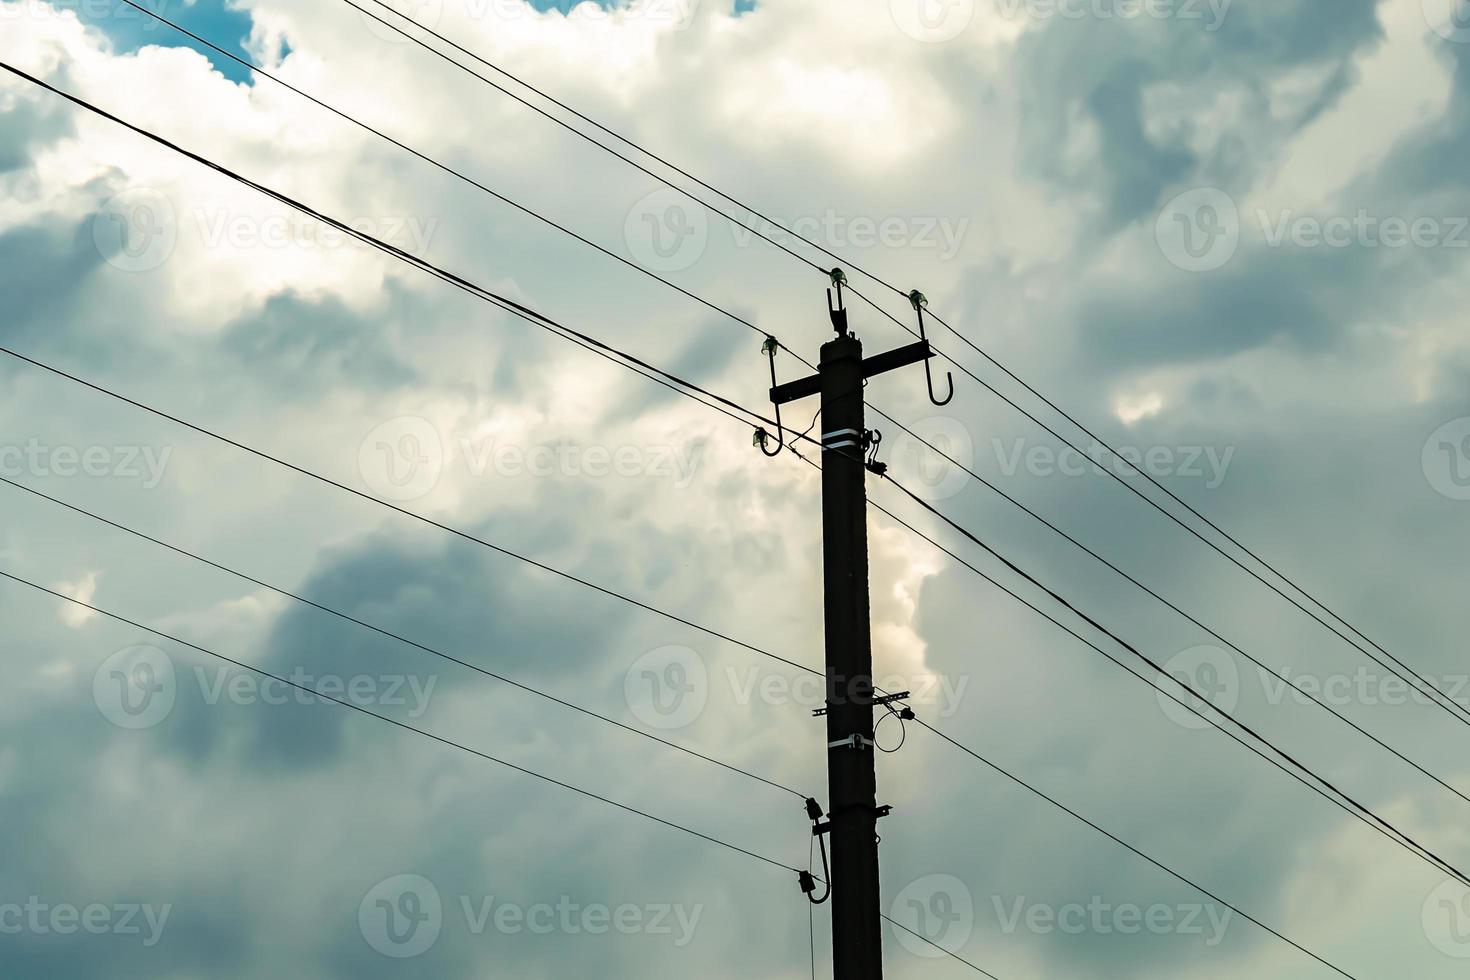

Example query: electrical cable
[0,61,804,447]
[331,0,1457,737]
[110,0,822,373]
[0,59,833,684]
[880,913,1003,979]
[339,0,829,276]
[0,47,1440,980]
[923,307,1459,735]
[870,470,1470,889]
[914,720,1359,980]
[788,445,1470,885]
[871,405,1470,808]
[0,334,830,687]
[0,474,807,800]
[0,567,801,874]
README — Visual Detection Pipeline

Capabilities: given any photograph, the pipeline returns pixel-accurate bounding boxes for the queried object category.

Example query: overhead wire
[110,0,821,372]
[350,0,890,289]
[0,62,804,449]
[870,468,1470,889]
[126,0,1452,771]
[337,0,831,277]
[843,283,1470,733]
[328,0,1470,735]
[0,568,801,874]
[14,53,1461,893]
[0,60,836,682]
[786,445,1470,887]
[913,719,1361,980]
[870,405,1470,808]
[880,913,1003,979]
[0,474,807,800]
[923,304,1463,735]
[3,41,1448,978]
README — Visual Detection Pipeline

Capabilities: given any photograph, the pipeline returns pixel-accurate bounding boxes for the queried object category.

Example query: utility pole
[769,271,952,980]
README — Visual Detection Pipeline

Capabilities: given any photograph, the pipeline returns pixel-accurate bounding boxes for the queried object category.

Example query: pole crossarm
[770,339,936,406]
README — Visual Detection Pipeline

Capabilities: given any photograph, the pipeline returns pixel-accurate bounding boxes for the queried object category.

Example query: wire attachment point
[803,798,832,905]
[908,289,954,407]
[863,428,887,477]
[828,268,850,336]
[758,336,786,457]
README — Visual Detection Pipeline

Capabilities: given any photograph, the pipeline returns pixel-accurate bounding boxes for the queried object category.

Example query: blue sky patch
[60,0,256,84]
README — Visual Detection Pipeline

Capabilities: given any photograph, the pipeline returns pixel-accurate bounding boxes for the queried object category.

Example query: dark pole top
[821,334,863,367]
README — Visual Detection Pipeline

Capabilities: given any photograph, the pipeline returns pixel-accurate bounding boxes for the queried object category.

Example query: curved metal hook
[909,290,954,407]
[756,336,785,457]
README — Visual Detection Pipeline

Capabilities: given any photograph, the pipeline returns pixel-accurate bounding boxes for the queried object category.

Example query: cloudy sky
[3,0,1470,976]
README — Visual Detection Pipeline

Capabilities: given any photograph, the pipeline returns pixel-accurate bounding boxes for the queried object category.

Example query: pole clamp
[812,804,892,837]
[828,734,876,751]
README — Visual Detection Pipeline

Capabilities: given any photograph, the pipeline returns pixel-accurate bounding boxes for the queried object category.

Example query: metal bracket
[813,804,892,837]
[827,734,876,751]
[813,691,911,718]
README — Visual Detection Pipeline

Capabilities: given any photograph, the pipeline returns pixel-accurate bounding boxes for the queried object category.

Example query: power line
[870,470,1470,889]
[157,0,1438,758]
[784,443,1470,888]
[922,307,1464,734]
[913,720,1361,980]
[5,36,821,472]
[350,0,936,307]
[871,406,1470,809]
[0,474,807,800]
[0,60,832,682]
[0,335,825,684]
[880,913,1002,979]
[22,49,1457,911]
[0,62,799,444]
[110,0,819,372]
[355,0,862,272]
[335,0,1461,737]
[17,34,1446,969]
[336,0,829,277]
[847,286,1470,733]
[0,567,801,875]
[23,263,1448,894]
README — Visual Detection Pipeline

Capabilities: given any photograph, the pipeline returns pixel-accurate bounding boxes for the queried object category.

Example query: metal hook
[908,289,953,406]
[827,267,849,337]
[755,336,785,457]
